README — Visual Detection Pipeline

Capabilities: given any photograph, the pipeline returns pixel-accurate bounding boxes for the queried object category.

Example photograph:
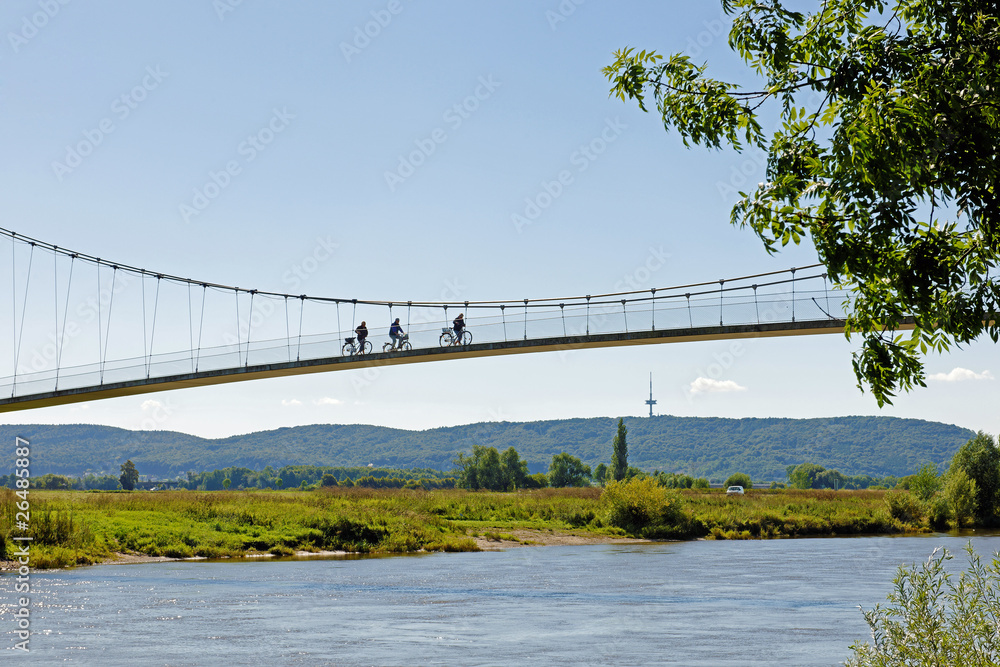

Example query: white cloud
[141,399,162,411]
[280,399,302,407]
[927,368,994,382]
[313,397,342,406]
[689,377,747,394]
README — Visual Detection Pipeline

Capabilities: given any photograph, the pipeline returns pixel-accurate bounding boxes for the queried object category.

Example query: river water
[3,534,999,665]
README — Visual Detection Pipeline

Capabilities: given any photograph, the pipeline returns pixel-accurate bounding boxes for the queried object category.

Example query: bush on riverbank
[847,544,1000,665]
[602,478,692,538]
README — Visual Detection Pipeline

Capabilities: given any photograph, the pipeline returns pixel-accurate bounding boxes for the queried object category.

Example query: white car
[726,485,745,495]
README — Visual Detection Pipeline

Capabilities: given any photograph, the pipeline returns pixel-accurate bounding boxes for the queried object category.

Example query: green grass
[681,488,923,539]
[0,486,929,569]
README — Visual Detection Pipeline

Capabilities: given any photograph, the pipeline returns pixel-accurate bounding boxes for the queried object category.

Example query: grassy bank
[1,487,927,569]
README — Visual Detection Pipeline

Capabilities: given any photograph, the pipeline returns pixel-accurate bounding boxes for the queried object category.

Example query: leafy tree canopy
[605,1,1000,405]
[724,472,752,489]
[549,452,593,488]
[455,445,531,491]
[949,431,1000,524]
[119,460,139,491]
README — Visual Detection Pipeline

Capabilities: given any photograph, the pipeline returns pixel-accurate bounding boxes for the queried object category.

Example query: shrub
[602,477,686,537]
[847,544,1000,665]
[885,491,922,523]
[692,478,710,489]
[927,494,951,531]
[910,463,941,502]
[524,473,549,489]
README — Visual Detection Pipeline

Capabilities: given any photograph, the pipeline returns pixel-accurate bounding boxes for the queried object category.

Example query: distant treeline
[0,465,457,492]
[0,473,121,490]
[0,463,911,493]
[178,465,455,490]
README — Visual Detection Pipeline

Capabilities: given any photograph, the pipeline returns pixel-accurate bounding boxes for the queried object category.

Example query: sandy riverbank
[1,530,648,571]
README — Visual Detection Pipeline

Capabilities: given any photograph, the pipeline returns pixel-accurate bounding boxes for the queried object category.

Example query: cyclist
[389,318,405,350]
[452,313,465,345]
[355,321,368,353]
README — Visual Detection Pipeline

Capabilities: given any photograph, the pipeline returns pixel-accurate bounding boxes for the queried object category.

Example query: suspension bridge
[1,227,889,413]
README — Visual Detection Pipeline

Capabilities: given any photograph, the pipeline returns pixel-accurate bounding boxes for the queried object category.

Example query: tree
[910,463,941,502]
[605,2,1000,406]
[454,445,510,491]
[814,468,847,490]
[724,472,752,490]
[593,463,608,486]
[321,473,339,487]
[119,460,139,491]
[222,478,231,490]
[611,418,628,482]
[548,452,592,488]
[949,432,1000,524]
[944,468,977,529]
[788,462,826,489]
[499,446,529,491]
[847,545,1000,665]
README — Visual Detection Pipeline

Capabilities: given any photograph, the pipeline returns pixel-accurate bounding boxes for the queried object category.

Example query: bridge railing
[1,260,851,400]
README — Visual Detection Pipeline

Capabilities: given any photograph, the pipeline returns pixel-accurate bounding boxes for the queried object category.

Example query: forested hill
[0,416,974,481]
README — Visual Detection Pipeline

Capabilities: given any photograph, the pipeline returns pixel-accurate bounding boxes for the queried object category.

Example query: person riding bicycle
[452,313,465,345]
[355,321,368,352]
[389,318,405,350]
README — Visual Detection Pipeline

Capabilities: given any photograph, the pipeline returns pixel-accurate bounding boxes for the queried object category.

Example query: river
[3,534,998,665]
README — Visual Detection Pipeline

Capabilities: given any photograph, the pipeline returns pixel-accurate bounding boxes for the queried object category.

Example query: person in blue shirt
[389,318,404,350]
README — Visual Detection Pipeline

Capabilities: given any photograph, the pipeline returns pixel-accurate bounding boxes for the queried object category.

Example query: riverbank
[1,486,927,570]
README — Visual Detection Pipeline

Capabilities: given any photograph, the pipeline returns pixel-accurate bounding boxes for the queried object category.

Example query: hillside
[0,415,975,481]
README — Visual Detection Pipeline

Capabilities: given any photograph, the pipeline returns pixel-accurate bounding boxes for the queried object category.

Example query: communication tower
[645,373,657,418]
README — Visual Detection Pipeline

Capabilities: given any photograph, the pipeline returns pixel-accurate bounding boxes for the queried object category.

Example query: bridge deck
[0,318,890,412]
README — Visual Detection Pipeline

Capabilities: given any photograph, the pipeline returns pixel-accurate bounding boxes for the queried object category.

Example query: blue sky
[0,1,996,440]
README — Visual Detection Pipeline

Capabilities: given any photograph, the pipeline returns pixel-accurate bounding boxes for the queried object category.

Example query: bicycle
[439,327,472,347]
[383,333,412,353]
[343,336,372,356]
